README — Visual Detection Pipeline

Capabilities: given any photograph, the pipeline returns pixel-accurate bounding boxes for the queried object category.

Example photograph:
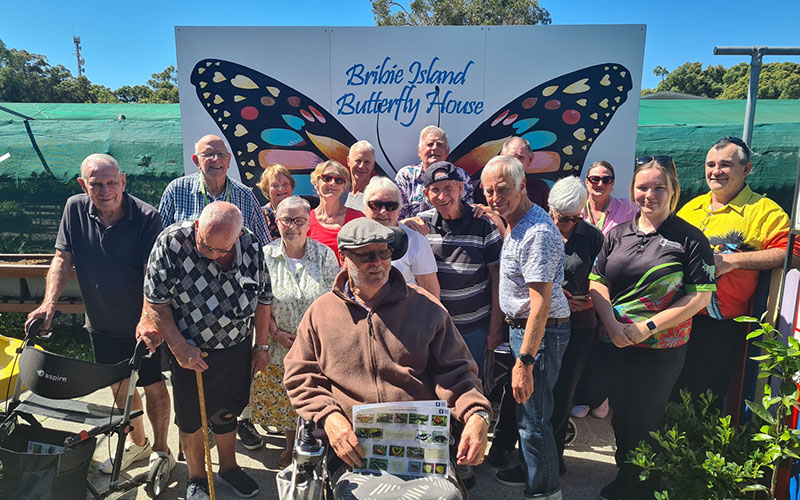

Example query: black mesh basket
[0,417,96,500]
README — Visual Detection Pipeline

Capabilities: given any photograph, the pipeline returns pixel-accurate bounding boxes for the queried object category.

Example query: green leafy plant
[629,390,770,499]
[739,315,800,497]
[631,315,800,499]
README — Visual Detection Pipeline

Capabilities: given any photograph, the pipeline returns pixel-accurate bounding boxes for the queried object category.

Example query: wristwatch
[253,344,270,352]
[473,410,491,426]
[519,353,535,366]
[646,320,658,332]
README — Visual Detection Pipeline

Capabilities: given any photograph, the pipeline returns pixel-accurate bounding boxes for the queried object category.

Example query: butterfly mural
[191,59,632,198]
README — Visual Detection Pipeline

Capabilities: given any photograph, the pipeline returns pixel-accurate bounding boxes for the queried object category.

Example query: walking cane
[196,352,216,500]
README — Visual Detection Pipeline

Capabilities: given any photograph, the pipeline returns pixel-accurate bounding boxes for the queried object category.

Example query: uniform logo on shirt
[709,232,756,254]
[658,238,683,250]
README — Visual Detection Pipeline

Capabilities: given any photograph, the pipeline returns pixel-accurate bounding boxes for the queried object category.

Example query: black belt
[504,316,569,329]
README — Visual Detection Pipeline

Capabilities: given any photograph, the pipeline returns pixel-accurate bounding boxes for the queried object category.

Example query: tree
[654,62,725,98]
[719,62,800,99]
[145,65,179,103]
[371,0,551,26]
[653,65,669,82]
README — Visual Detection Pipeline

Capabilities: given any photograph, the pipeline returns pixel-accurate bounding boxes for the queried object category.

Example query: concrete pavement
[22,381,617,499]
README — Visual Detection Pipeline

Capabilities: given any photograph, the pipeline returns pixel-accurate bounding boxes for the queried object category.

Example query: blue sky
[2,0,799,92]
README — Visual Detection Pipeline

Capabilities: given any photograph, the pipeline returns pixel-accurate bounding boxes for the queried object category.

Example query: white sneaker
[570,405,590,419]
[149,449,177,472]
[99,437,152,474]
[591,398,610,419]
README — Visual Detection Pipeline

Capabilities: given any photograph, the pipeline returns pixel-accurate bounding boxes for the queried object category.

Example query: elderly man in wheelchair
[281,218,492,500]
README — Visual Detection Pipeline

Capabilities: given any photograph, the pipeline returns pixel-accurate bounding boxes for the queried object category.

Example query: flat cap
[337,218,408,260]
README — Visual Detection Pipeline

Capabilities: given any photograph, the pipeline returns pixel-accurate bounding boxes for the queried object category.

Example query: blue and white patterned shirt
[395,162,474,219]
[500,204,570,320]
[158,172,270,246]
[144,221,272,349]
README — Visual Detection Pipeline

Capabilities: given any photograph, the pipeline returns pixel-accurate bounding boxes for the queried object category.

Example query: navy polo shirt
[55,193,162,338]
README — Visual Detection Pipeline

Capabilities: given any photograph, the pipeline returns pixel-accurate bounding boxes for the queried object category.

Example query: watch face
[520,353,535,365]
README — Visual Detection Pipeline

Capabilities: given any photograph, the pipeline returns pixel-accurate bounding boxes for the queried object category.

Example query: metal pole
[714,46,800,148]
[742,48,764,146]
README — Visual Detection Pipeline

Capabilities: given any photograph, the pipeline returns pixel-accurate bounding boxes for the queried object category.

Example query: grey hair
[481,155,525,190]
[80,153,120,179]
[418,125,448,147]
[712,139,751,164]
[349,140,375,157]
[501,137,532,155]
[276,195,311,217]
[362,176,402,206]
[548,176,587,215]
[198,201,243,236]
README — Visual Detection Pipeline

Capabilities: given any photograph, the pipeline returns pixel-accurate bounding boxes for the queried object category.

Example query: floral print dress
[251,238,339,430]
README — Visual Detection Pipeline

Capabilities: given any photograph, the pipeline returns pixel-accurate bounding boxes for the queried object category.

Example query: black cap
[422,161,462,187]
[337,218,408,260]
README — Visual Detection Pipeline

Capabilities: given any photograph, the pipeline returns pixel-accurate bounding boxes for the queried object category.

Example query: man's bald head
[198,201,243,239]
[194,134,227,154]
[500,137,533,171]
[80,153,121,179]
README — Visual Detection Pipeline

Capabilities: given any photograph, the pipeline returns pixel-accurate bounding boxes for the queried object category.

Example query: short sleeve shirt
[590,214,716,349]
[144,221,272,349]
[419,203,501,332]
[158,172,270,246]
[678,185,792,319]
[499,204,570,320]
[55,193,161,338]
[396,162,474,219]
[392,223,439,285]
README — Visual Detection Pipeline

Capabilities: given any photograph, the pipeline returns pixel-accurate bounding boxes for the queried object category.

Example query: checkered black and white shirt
[144,220,272,349]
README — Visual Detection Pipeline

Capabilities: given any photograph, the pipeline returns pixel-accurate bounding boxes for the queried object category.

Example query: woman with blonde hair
[307,160,363,260]
[256,164,296,241]
[590,157,715,500]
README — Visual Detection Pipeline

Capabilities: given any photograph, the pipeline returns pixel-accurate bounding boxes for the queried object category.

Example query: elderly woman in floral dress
[251,196,339,467]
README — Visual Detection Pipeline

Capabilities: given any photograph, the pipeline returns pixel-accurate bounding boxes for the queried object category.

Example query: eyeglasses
[637,155,676,172]
[556,215,583,224]
[345,248,393,263]
[198,151,230,160]
[587,175,614,185]
[320,174,346,185]
[197,238,235,255]
[714,136,752,161]
[277,216,308,227]
[367,200,400,212]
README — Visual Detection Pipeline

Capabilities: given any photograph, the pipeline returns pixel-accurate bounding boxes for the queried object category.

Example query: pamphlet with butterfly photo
[175,26,645,201]
[352,400,451,477]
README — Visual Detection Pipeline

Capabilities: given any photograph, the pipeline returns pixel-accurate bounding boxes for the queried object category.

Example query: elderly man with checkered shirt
[140,201,271,500]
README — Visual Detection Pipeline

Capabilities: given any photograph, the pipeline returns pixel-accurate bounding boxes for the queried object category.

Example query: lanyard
[200,178,231,204]
[586,199,609,231]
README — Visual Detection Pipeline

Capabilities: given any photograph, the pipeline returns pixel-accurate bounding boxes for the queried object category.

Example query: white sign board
[175,25,645,198]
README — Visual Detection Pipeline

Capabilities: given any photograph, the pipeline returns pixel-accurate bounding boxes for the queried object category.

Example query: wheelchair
[0,318,172,499]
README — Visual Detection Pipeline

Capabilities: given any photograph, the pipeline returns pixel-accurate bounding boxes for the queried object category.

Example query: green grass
[0,312,93,362]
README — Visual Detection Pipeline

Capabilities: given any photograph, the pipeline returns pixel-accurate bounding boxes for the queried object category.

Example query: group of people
[25,124,797,500]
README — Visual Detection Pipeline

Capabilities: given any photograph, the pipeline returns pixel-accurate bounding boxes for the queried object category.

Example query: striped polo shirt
[419,203,502,334]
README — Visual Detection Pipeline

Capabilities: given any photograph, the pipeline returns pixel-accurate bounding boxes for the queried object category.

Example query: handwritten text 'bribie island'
[335,57,483,127]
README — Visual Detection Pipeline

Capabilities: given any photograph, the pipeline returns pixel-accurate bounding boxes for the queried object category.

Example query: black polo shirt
[589,214,716,349]
[563,220,603,329]
[55,193,162,338]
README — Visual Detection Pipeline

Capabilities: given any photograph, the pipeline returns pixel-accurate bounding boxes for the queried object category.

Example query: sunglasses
[367,200,400,212]
[345,248,393,263]
[587,175,614,185]
[277,216,308,227]
[556,215,583,224]
[637,155,677,172]
[714,136,752,160]
[197,238,234,255]
[320,174,346,185]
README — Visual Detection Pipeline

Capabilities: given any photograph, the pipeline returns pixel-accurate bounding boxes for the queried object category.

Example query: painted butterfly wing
[448,63,633,181]
[190,58,386,194]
